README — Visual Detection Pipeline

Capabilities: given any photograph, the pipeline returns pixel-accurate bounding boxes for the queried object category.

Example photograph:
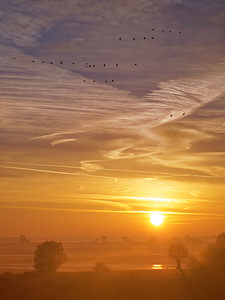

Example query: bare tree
[34,241,67,273]
[168,240,188,271]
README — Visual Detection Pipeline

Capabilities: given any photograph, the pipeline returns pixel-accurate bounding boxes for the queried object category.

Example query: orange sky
[0,0,225,239]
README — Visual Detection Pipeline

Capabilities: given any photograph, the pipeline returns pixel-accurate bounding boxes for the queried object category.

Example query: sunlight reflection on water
[151,264,163,270]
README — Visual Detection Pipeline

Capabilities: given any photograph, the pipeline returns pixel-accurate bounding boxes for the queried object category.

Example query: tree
[168,240,188,270]
[94,262,109,272]
[201,232,225,271]
[19,234,30,244]
[34,241,67,273]
[216,232,225,247]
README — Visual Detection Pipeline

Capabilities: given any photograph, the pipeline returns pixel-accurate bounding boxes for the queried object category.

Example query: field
[1,269,225,300]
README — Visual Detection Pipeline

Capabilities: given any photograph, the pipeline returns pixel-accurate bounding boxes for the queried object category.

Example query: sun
[149,212,164,226]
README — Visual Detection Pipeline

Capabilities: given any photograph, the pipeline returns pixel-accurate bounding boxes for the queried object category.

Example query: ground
[1,269,224,300]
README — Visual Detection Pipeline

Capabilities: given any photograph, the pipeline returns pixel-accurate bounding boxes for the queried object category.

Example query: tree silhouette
[94,262,109,272]
[168,240,188,270]
[201,232,225,271]
[216,232,225,247]
[34,241,67,273]
[19,234,30,244]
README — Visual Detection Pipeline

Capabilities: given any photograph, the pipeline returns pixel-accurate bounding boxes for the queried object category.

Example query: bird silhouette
[104,64,106,67]
[144,37,146,39]
[133,38,136,40]
[41,61,45,63]
[60,61,63,64]
[119,37,122,40]
[170,114,173,117]
[116,64,118,67]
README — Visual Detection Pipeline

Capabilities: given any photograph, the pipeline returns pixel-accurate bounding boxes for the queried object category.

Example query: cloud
[80,162,103,172]
[30,130,84,141]
[51,138,76,146]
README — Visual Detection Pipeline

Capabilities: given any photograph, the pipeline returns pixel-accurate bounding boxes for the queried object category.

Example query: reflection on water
[152,264,163,270]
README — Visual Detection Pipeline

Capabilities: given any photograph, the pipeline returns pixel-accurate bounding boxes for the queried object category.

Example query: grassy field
[1,269,224,300]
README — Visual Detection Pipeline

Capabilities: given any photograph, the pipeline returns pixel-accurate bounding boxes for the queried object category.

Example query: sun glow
[149,212,164,226]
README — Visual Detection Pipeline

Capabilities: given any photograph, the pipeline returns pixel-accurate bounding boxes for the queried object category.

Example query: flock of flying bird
[9,28,186,118]
[11,57,137,68]
[118,28,182,40]
[11,57,117,83]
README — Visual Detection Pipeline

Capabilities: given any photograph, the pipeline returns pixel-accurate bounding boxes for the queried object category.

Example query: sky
[0,0,225,239]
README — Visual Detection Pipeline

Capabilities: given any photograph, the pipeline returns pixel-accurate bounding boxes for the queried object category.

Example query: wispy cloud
[51,138,76,146]
[0,0,225,235]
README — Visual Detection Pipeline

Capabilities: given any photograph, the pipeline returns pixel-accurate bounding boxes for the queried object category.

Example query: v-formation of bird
[10,58,138,83]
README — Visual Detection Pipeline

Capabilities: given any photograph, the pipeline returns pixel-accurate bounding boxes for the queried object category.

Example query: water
[0,243,179,273]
